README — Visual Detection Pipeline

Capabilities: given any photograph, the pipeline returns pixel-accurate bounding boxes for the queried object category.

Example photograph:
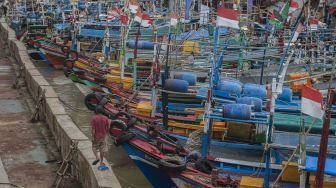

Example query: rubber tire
[84,93,102,111]
[194,159,213,174]
[94,76,107,83]
[98,97,109,106]
[33,41,41,49]
[73,69,85,76]
[114,132,135,147]
[125,117,137,131]
[63,60,74,69]
[114,112,131,120]
[27,38,34,47]
[63,67,71,77]
[67,50,79,61]
[158,158,186,173]
[61,45,70,53]
[109,119,127,137]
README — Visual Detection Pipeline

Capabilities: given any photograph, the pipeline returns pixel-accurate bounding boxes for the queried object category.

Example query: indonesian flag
[217,7,239,29]
[289,0,300,13]
[129,0,139,14]
[301,85,324,119]
[170,12,178,26]
[291,22,303,43]
[141,14,152,27]
[120,15,128,25]
[309,19,318,31]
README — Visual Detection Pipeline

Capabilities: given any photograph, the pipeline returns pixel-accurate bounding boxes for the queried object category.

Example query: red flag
[216,7,239,29]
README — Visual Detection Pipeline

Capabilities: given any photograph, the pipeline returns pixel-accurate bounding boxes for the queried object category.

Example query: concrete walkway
[0,46,70,187]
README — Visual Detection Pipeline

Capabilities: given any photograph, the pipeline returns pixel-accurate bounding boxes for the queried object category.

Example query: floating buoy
[236,97,262,112]
[174,72,197,86]
[223,104,251,120]
[164,79,189,92]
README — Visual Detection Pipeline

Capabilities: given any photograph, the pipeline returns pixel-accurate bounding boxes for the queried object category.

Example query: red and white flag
[129,0,139,14]
[301,85,324,119]
[291,22,303,43]
[216,7,239,29]
[120,15,128,25]
[289,0,300,12]
[309,19,318,31]
[170,12,178,26]
[141,14,152,27]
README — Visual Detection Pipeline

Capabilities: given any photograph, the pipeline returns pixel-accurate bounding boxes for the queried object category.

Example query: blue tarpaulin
[174,28,228,41]
[54,23,69,30]
[79,28,120,38]
[305,156,336,176]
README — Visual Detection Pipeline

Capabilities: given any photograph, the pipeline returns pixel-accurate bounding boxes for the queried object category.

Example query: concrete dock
[0,17,123,188]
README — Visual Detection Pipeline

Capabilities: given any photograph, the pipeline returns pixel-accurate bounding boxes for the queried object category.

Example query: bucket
[243,83,267,99]
[236,97,262,112]
[174,72,197,86]
[164,79,189,92]
[223,104,251,120]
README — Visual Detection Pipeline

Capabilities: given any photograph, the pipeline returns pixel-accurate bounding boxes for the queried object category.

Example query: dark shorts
[92,137,108,153]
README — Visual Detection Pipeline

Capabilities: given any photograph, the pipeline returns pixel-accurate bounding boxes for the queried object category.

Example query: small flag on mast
[291,22,303,43]
[301,85,324,120]
[216,7,239,29]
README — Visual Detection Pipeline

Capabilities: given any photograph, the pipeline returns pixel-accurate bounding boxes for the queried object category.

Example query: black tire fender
[125,117,137,131]
[61,45,70,53]
[27,38,34,47]
[63,60,74,69]
[158,158,186,173]
[114,132,135,147]
[63,67,71,77]
[84,93,103,111]
[114,112,131,120]
[94,76,107,83]
[194,159,213,174]
[109,119,127,137]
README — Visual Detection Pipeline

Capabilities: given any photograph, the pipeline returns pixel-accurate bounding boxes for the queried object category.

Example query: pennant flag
[129,0,139,14]
[301,85,324,119]
[216,7,239,29]
[291,22,303,43]
[200,4,210,24]
[170,12,178,26]
[141,14,152,27]
[309,19,318,31]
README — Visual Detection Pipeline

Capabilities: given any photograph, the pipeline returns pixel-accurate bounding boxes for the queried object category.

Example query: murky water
[33,60,152,188]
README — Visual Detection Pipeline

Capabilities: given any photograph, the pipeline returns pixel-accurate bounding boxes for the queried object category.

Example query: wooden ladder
[53,141,78,188]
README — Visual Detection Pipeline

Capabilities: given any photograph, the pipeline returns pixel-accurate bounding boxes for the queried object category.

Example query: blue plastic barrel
[164,79,189,92]
[278,87,293,102]
[223,104,251,120]
[174,72,197,86]
[216,79,242,97]
[243,83,267,99]
[128,40,154,49]
[236,97,263,112]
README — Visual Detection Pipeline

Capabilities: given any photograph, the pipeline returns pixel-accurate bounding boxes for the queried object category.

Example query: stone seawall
[0,18,121,188]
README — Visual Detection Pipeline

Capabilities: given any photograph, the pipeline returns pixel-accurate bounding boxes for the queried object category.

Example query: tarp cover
[305,156,336,176]
[79,28,120,38]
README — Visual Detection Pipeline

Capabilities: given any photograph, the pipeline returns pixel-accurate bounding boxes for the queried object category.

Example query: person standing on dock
[91,105,110,170]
